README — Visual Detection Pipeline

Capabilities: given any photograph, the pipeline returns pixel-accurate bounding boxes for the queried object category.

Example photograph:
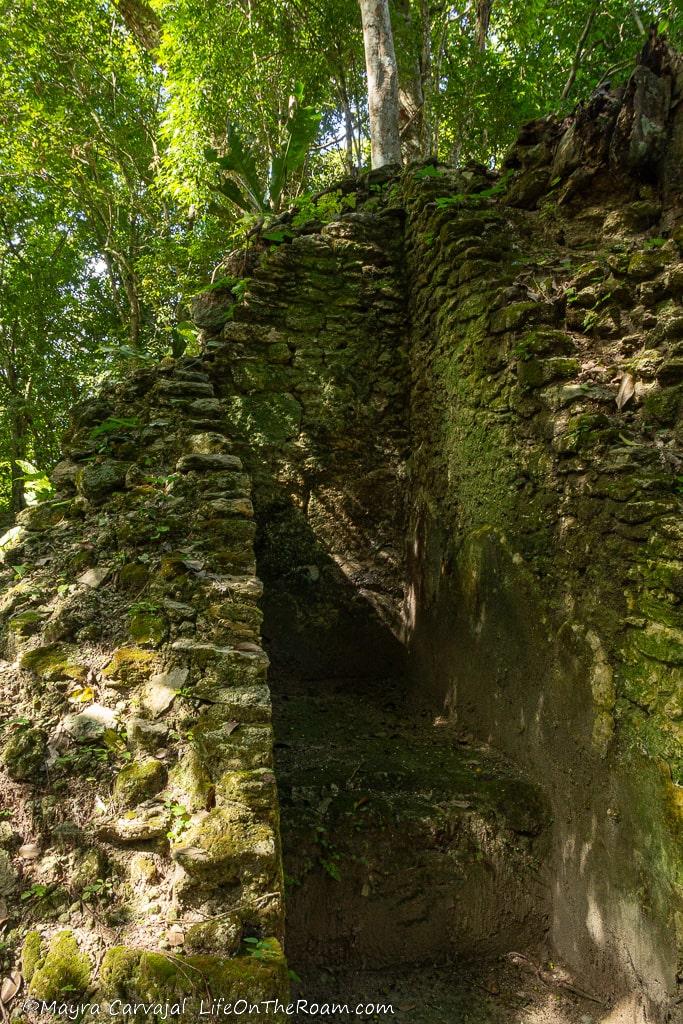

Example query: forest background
[0,0,680,521]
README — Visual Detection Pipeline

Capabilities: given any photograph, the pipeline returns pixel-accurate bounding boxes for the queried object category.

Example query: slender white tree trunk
[358,0,402,168]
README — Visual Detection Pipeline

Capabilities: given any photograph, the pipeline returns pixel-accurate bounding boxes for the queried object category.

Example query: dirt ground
[291,958,620,1024]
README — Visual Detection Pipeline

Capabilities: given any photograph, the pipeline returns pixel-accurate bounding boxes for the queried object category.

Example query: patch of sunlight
[516,993,577,1023]
[586,891,606,945]
[598,994,647,1023]
[0,525,22,551]
[516,993,646,1024]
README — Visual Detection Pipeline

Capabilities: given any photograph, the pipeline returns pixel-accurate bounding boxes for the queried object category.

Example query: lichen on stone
[114,757,167,808]
[2,726,47,781]
[19,643,87,682]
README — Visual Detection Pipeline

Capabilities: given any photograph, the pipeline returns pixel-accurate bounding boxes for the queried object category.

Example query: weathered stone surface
[76,460,129,502]
[113,757,167,807]
[0,849,17,895]
[176,453,242,473]
[2,40,682,1018]
[126,717,168,752]
[2,726,47,781]
[60,703,118,742]
[141,666,188,717]
[102,646,157,686]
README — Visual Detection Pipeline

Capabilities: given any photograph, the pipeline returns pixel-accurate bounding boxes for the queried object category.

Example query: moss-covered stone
[128,608,168,647]
[217,769,278,811]
[225,393,302,445]
[172,805,276,884]
[7,609,45,636]
[633,624,683,666]
[168,750,213,812]
[72,848,108,892]
[99,946,288,1019]
[0,849,16,896]
[21,931,43,983]
[20,643,87,682]
[29,930,91,1001]
[489,300,540,333]
[99,946,142,997]
[102,646,157,686]
[118,563,150,591]
[2,726,47,781]
[114,758,167,808]
[627,248,669,280]
[184,918,241,955]
[517,356,580,389]
[76,460,129,503]
[16,501,66,532]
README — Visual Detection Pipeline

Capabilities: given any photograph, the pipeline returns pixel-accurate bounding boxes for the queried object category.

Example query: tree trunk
[358,0,402,168]
[394,0,426,161]
[8,417,26,515]
[476,0,493,51]
[419,0,434,156]
[5,366,27,515]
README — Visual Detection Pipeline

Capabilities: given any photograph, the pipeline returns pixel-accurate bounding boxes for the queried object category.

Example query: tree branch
[561,0,602,100]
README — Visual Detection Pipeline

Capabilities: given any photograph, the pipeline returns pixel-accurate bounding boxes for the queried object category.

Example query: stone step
[274,690,549,970]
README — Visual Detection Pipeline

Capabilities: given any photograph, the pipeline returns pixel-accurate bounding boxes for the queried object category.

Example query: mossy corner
[99,944,289,1020]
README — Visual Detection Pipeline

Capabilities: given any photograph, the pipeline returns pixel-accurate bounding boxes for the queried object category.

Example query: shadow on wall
[406,520,679,1017]
[255,491,407,687]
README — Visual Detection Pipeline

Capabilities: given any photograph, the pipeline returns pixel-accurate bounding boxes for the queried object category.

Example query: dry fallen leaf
[0,899,7,927]
[0,970,21,1004]
[616,371,636,410]
[18,843,39,860]
[167,925,184,947]
[67,684,96,704]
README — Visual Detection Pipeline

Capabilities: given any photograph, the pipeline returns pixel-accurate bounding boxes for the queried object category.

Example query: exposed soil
[291,959,611,1024]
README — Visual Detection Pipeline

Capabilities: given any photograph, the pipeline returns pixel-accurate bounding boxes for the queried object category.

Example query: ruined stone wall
[0,359,288,1019]
[194,204,410,678]
[0,37,680,1024]
[401,40,683,1020]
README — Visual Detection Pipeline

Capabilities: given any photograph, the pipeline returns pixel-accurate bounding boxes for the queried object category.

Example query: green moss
[99,946,141,997]
[21,931,43,983]
[129,609,168,647]
[225,393,302,446]
[29,930,91,1001]
[118,564,150,591]
[513,329,574,359]
[217,769,278,811]
[517,357,579,389]
[172,806,276,883]
[489,300,539,333]
[184,918,241,955]
[102,646,157,686]
[20,643,87,682]
[114,758,167,808]
[99,947,289,1019]
[72,849,107,892]
[627,249,668,280]
[18,502,66,531]
[2,727,47,781]
[7,610,44,636]
[168,750,213,812]
[76,460,129,503]
[632,624,683,666]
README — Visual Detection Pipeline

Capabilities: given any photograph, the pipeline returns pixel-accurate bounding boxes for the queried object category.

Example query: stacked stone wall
[400,41,683,1017]
[0,359,287,1019]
